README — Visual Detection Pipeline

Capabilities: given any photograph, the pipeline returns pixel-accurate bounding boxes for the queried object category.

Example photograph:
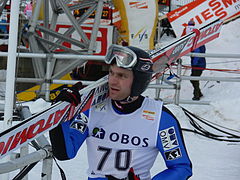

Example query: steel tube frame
[0,148,51,174]
[174,59,182,105]
[181,76,240,82]
[186,52,240,58]
[0,52,105,59]
[88,0,104,54]
[19,106,53,180]
[3,0,20,128]
[58,0,89,44]
[48,4,97,51]
[0,52,239,105]
[1,52,239,59]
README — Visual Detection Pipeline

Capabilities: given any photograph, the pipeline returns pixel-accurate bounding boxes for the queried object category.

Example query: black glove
[54,82,83,106]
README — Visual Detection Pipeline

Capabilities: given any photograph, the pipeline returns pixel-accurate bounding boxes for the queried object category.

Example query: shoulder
[161,105,177,118]
[159,105,181,129]
[143,97,163,111]
[144,97,163,105]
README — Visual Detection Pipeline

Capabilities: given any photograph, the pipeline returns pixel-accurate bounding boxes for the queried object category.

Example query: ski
[0,19,223,159]
[150,19,223,73]
[0,76,109,159]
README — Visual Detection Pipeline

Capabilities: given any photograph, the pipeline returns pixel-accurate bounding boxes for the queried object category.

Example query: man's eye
[109,70,113,75]
[119,74,128,79]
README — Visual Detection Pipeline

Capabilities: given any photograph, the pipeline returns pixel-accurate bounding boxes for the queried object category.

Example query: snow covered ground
[0,18,240,180]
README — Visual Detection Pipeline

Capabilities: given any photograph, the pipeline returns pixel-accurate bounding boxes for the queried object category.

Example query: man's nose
[109,75,118,85]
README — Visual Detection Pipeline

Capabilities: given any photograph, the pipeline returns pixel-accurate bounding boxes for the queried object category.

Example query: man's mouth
[110,87,119,92]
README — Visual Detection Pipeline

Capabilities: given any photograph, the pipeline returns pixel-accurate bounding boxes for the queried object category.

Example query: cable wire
[180,106,240,142]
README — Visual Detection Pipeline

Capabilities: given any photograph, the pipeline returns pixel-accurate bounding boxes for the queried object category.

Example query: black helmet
[105,44,153,97]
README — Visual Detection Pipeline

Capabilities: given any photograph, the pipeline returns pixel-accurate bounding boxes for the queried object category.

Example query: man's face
[108,64,134,100]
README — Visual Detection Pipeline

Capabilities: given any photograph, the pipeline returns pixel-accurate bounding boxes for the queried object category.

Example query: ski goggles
[105,44,137,69]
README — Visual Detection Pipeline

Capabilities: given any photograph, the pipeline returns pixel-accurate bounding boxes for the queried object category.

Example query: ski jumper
[50,97,192,179]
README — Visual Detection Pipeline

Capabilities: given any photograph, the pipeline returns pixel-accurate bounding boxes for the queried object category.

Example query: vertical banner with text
[112,0,159,50]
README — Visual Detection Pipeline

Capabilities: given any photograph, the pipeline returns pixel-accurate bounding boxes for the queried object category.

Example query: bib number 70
[97,146,132,171]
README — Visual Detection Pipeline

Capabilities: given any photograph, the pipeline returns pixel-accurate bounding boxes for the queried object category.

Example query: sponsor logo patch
[95,102,107,112]
[92,127,105,139]
[131,29,148,42]
[142,110,156,120]
[129,1,148,9]
[164,148,182,160]
[70,113,88,133]
[159,127,179,151]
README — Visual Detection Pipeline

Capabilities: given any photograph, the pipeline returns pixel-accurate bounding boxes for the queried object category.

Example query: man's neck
[112,96,145,114]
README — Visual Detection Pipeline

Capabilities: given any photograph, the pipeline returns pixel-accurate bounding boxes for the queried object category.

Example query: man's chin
[109,96,121,101]
[109,94,126,101]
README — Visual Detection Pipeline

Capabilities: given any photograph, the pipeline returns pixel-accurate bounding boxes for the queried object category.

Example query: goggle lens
[105,45,137,69]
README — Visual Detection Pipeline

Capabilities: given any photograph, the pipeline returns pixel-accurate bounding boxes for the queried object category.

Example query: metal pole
[2,1,20,179]
[20,106,53,180]
[88,0,104,54]
[157,19,161,44]
[45,57,52,101]
[0,51,105,59]
[0,51,239,59]
[174,59,182,105]
[29,0,43,33]
[154,78,161,100]
[181,76,240,82]
[163,99,210,105]
[3,0,20,128]
[0,148,50,174]
[186,52,240,58]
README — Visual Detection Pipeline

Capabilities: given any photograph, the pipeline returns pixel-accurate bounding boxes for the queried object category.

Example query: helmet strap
[118,96,138,104]
[125,96,134,102]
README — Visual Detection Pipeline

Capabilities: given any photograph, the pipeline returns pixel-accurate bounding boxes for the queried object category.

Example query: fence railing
[154,53,240,105]
[0,51,239,106]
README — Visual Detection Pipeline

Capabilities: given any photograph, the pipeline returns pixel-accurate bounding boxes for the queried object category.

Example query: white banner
[167,0,240,37]
[112,0,158,50]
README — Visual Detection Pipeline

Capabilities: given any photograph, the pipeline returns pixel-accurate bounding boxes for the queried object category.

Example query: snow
[22,98,52,114]
[0,18,240,180]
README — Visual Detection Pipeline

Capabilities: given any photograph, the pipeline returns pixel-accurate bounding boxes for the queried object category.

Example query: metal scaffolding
[28,0,107,79]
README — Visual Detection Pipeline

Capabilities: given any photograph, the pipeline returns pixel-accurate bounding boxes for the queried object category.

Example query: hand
[54,82,83,106]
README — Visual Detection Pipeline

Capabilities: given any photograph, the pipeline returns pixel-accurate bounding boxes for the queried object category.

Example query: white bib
[86,98,163,179]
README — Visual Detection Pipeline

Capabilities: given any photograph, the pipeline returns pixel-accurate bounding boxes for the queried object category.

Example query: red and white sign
[167,0,240,37]
[55,24,113,55]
